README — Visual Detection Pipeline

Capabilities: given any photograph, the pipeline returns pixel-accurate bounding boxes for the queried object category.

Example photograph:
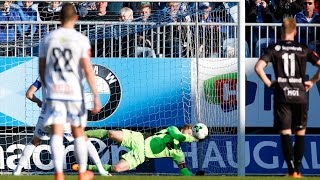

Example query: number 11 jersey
[260,40,319,104]
[39,27,91,101]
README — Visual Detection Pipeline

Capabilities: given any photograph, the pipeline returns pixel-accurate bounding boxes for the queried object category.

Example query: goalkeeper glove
[180,168,193,176]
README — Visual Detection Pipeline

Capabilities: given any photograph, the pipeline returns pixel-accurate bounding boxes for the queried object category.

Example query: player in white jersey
[39,3,101,180]
[13,78,111,176]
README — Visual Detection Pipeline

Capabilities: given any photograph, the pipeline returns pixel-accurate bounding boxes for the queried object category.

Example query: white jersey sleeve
[81,37,91,59]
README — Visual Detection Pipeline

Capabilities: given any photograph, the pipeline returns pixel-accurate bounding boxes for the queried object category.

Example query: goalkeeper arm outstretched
[166,125,198,142]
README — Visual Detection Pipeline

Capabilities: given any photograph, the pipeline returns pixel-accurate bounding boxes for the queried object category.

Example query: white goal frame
[7,0,246,176]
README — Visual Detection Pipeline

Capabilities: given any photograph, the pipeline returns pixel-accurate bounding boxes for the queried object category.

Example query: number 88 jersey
[260,40,319,104]
[39,28,91,101]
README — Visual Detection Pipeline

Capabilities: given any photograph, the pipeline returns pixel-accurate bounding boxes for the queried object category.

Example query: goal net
[0,0,244,176]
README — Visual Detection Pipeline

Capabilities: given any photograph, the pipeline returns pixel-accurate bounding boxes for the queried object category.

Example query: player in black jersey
[255,17,320,177]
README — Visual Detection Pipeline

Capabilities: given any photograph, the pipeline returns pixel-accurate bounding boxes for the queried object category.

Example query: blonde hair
[282,17,297,35]
[120,7,133,21]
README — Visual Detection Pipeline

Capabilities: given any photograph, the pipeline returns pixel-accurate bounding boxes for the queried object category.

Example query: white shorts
[34,104,74,141]
[43,100,88,128]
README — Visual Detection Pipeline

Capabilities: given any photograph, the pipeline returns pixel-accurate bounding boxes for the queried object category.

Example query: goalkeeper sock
[14,142,36,175]
[88,164,112,172]
[180,168,193,176]
[51,135,64,173]
[85,129,109,139]
[103,164,112,172]
[74,136,88,173]
[87,141,108,173]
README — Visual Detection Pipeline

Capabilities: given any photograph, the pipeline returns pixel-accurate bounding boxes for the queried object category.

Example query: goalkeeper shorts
[121,129,145,170]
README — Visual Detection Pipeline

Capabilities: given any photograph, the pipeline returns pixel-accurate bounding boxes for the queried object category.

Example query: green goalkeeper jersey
[85,126,197,176]
[144,126,197,165]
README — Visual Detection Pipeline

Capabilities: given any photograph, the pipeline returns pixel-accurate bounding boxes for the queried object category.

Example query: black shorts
[274,102,308,131]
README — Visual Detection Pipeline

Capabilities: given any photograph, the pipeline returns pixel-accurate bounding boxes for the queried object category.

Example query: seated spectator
[39,1,62,21]
[117,7,135,57]
[10,1,38,56]
[245,0,275,56]
[139,3,152,22]
[157,2,188,57]
[136,4,156,57]
[0,1,20,43]
[10,1,37,37]
[0,1,20,56]
[294,0,320,45]
[275,0,304,21]
[165,2,180,21]
[79,2,119,58]
[119,7,134,22]
[198,2,220,57]
[80,2,117,21]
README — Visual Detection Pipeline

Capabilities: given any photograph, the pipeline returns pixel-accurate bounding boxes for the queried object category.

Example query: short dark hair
[140,4,151,11]
[60,3,77,23]
[182,124,192,130]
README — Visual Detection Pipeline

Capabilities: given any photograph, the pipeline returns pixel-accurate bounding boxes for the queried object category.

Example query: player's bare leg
[13,136,41,175]
[51,124,65,180]
[72,126,93,180]
[111,159,130,172]
[85,129,124,143]
[108,130,124,143]
[86,159,130,173]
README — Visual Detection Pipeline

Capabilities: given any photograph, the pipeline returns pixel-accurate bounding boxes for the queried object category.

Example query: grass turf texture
[1,176,320,180]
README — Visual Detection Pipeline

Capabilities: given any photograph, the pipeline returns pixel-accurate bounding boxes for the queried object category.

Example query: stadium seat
[222,38,250,58]
[255,38,276,57]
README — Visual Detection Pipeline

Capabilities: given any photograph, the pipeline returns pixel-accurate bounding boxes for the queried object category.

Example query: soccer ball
[192,123,209,140]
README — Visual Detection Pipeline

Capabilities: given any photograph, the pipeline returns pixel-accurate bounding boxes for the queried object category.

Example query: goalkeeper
[72,124,200,176]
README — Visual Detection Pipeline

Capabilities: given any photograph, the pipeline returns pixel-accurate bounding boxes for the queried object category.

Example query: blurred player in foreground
[72,124,204,176]
[255,17,320,178]
[39,3,101,180]
[13,78,111,176]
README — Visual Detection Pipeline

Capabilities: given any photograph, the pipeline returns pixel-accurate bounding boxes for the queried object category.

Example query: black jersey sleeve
[307,48,320,66]
[260,46,274,63]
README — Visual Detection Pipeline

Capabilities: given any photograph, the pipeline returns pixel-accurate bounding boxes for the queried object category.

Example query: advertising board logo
[203,72,257,112]
[85,64,121,121]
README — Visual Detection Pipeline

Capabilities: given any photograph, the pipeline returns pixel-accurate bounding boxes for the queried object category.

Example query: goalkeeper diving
[72,124,205,176]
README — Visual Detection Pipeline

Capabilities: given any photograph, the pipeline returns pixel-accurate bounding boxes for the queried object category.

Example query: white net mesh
[0,1,241,175]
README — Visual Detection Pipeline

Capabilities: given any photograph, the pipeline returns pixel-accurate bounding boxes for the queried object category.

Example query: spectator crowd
[0,1,319,57]
[245,0,320,56]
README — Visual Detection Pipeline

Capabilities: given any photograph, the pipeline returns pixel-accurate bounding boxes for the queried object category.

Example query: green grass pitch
[1,176,320,180]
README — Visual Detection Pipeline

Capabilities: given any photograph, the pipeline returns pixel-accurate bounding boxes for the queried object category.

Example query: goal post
[0,0,245,176]
[237,0,246,176]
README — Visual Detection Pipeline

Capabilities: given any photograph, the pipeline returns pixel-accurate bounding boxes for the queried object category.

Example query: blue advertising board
[0,57,191,127]
[1,134,320,175]
[153,135,320,175]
